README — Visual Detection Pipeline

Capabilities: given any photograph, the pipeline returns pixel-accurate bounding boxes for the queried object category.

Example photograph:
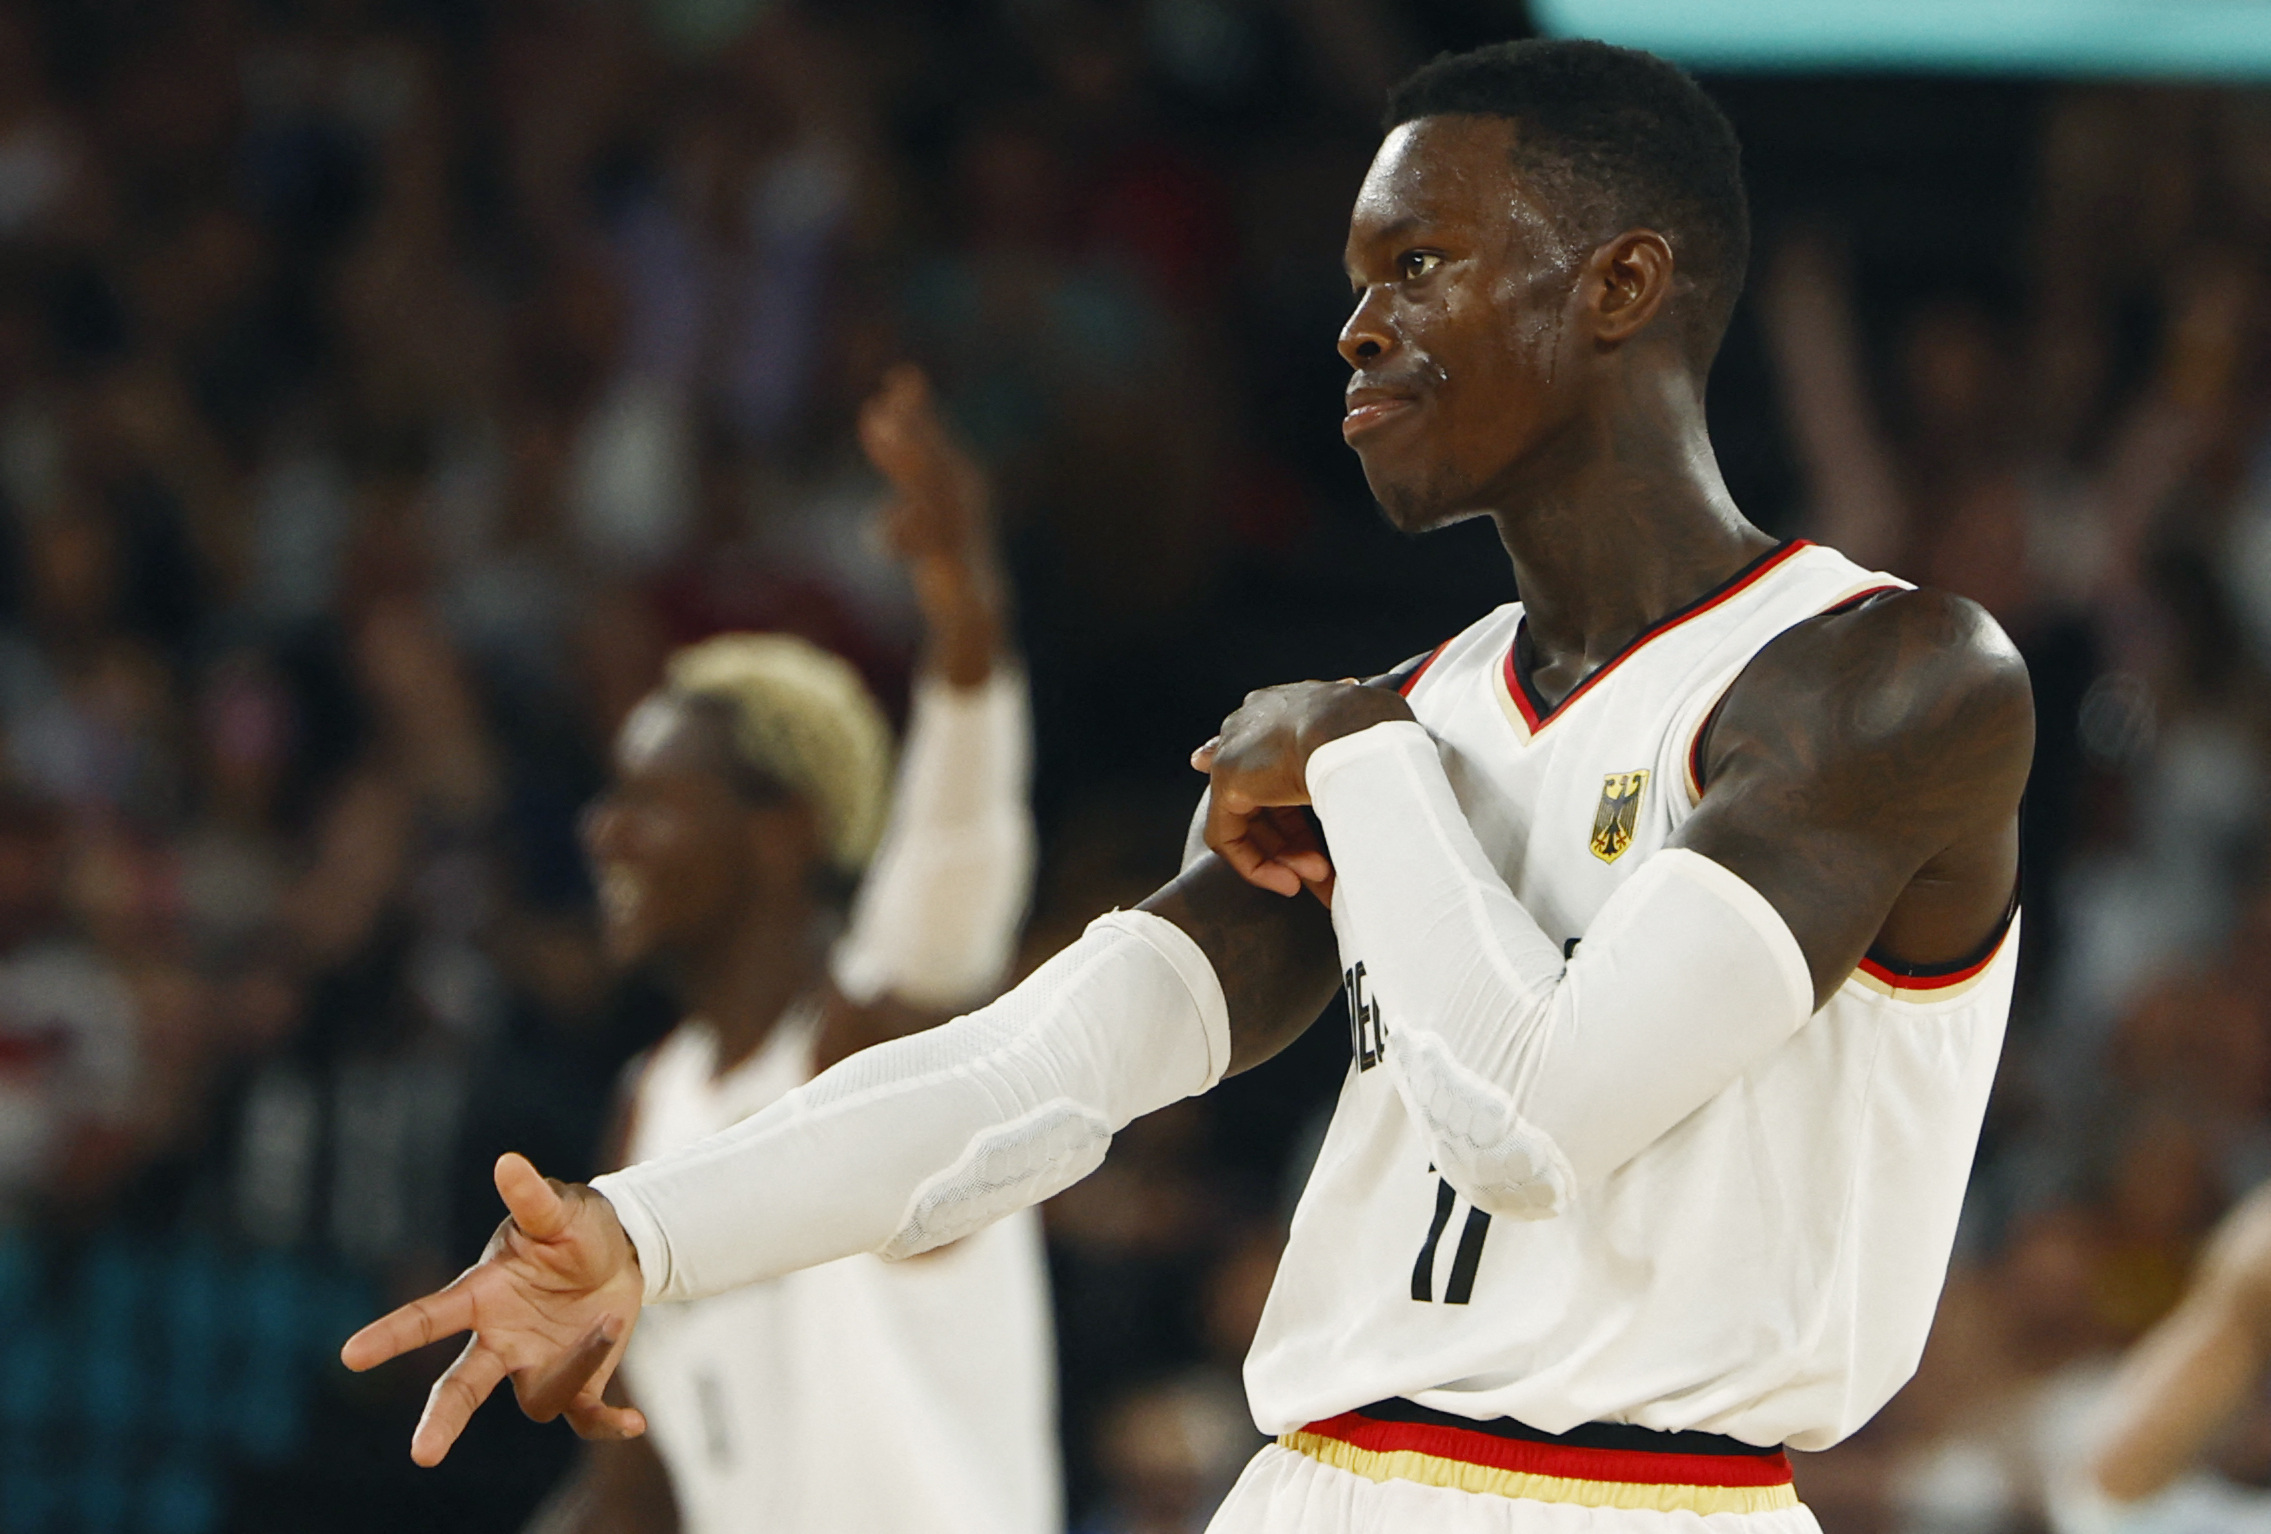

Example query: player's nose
[1337,287,1398,368]
[580,796,626,859]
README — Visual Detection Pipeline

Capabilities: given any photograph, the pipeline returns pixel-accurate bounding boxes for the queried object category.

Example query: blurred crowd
[1749,86,2271,1534]
[0,0,2268,1530]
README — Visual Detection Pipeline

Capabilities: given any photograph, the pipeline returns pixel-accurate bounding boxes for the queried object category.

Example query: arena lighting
[1533,0,2271,79]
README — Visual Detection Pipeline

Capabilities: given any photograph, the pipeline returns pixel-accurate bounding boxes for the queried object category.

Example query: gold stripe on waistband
[1277,1430,1805,1516]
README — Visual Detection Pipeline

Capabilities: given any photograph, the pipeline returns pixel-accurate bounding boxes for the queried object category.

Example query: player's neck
[1490,373,1770,707]
[678,893,829,1076]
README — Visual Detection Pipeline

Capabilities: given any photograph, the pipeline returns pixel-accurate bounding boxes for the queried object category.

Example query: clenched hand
[1194,679,1415,901]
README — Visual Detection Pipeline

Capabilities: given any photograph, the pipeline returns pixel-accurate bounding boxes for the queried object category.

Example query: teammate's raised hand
[859,364,991,566]
[1194,680,1415,900]
[340,1152,647,1466]
[858,364,1006,688]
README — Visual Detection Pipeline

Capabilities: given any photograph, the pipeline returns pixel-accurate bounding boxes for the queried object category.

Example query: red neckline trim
[1503,541,1814,735]
[1399,641,1451,697]
[1299,1412,1794,1488]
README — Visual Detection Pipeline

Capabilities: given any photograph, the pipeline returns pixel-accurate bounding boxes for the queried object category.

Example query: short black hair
[1385,39,1750,366]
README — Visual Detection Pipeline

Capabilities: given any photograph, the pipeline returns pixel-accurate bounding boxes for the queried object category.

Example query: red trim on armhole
[1857,894,2018,990]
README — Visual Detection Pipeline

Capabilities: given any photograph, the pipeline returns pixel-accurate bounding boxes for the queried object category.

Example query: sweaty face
[1339,116,1587,533]
[582,697,765,967]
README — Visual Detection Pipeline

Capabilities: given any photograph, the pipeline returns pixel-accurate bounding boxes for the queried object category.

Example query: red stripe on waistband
[1298,1411,1796,1488]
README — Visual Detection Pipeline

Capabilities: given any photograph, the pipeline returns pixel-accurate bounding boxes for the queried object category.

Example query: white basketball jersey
[1244,539,2017,1452]
[619,1004,1061,1534]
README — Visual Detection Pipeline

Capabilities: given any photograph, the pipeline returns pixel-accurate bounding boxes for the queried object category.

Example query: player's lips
[1342,386,1422,441]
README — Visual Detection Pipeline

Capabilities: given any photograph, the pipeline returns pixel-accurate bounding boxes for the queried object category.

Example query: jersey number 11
[1413,1169,1491,1305]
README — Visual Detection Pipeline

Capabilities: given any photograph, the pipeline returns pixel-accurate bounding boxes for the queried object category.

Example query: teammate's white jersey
[619,1001,1060,1534]
[1244,539,2017,1452]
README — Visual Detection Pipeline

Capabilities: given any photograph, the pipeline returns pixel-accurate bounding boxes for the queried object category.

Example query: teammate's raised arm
[2087,1186,2271,1504]
[829,363,1038,1028]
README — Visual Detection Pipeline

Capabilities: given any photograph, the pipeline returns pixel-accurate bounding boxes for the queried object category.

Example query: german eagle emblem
[1588,770,1650,863]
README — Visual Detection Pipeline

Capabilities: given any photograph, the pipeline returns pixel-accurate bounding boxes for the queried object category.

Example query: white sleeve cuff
[1101,907,1233,1089]
[590,1172,675,1305]
[1305,716,1437,800]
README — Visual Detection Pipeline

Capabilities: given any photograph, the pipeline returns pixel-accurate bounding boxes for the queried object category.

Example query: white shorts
[1206,1442,1827,1534]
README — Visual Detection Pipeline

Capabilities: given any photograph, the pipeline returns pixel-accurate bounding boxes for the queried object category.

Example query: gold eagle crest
[1588,770,1650,863]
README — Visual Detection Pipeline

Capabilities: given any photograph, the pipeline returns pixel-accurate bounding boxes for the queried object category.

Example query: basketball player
[2080,1182,2271,1523]
[344,40,2034,1532]
[525,368,1057,1534]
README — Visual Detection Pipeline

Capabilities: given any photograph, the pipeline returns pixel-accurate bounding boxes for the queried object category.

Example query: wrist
[587,1174,664,1303]
[1299,686,1414,763]
[914,561,1007,673]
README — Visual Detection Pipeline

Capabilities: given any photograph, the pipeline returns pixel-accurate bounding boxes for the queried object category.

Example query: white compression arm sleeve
[592,908,1230,1303]
[832,666,1036,1010]
[1308,721,1815,1220]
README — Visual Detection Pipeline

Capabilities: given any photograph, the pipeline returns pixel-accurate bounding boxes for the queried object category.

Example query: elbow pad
[1389,1025,1577,1220]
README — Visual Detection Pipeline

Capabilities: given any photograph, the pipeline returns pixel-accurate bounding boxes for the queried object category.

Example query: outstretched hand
[1194,680,1414,901]
[340,1153,647,1466]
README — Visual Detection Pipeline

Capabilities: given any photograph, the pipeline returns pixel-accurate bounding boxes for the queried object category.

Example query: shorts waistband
[1277,1398,1800,1516]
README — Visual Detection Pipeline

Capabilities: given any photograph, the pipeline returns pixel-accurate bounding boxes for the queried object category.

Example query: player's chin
[1357,443,1467,535]
[598,914,662,969]
[1369,476,1476,537]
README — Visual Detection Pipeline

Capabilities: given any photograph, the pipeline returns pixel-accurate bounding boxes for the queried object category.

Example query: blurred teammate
[527,368,1056,1534]
[347,40,2033,1533]
[2077,1183,2271,1532]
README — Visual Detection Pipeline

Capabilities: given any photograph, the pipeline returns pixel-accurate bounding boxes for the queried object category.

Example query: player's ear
[1586,230,1676,347]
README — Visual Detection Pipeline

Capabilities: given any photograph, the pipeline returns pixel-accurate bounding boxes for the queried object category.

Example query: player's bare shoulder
[1678,585,2032,995]
[1703,586,2034,840]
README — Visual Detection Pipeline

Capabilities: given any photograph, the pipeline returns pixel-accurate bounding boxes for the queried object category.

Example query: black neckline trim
[1508,540,1808,730]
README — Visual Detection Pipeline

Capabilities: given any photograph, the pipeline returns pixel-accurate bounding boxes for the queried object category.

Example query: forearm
[833,666,1036,1010]
[2092,1292,2268,1501]
[1140,851,1343,1073]
[910,543,1009,688]
[1309,722,1814,1216]
[594,909,1229,1303]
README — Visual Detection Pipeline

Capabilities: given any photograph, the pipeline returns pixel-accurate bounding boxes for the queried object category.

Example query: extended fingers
[566,1400,648,1442]
[341,1285,478,1372]
[495,1153,568,1240]
[412,1339,508,1467]
[517,1321,619,1424]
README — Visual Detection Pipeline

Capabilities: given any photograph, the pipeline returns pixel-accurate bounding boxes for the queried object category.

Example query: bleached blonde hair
[663,633,894,876]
